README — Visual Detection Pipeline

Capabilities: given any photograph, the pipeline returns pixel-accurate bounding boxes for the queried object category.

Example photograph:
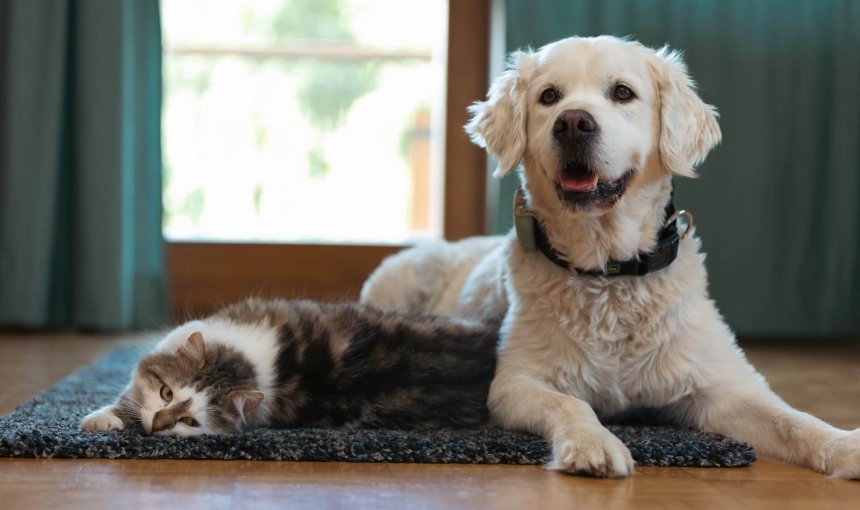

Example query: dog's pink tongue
[559,173,599,192]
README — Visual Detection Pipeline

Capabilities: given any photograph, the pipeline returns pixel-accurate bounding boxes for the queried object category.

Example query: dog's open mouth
[556,163,634,209]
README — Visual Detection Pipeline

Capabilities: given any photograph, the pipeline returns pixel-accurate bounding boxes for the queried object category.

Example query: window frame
[167,1,491,318]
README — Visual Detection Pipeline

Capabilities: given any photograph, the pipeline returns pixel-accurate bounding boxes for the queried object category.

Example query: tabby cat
[80,298,498,436]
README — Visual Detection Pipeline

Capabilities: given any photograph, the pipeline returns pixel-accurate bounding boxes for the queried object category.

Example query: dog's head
[466,36,721,216]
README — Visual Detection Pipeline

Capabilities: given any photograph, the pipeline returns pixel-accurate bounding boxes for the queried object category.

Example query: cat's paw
[548,425,635,478]
[80,407,124,432]
[825,429,860,479]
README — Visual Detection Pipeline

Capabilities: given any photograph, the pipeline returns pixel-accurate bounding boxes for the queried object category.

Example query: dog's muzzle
[551,109,632,210]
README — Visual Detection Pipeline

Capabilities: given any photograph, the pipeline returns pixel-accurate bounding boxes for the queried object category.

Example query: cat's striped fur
[81,298,499,435]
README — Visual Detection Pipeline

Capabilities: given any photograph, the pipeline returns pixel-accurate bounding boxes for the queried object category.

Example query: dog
[361,36,860,478]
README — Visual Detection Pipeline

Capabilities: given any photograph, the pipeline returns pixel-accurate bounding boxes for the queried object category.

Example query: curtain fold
[498,0,860,335]
[0,0,168,330]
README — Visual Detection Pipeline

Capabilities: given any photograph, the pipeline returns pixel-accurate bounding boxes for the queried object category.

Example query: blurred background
[0,0,858,337]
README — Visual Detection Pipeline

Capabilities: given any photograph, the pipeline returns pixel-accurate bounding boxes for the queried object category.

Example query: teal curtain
[0,0,168,330]
[497,0,860,336]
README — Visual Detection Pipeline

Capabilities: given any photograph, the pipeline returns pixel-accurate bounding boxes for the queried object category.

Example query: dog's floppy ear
[650,47,721,178]
[465,50,536,177]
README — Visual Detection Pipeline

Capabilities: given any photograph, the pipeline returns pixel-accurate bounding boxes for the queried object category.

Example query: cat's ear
[176,331,206,368]
[231,390,265,424]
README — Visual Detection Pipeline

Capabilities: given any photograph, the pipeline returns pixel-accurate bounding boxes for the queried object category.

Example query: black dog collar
[514,186,691,277]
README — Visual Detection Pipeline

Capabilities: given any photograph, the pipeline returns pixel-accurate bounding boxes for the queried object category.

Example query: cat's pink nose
[151,410,173,433]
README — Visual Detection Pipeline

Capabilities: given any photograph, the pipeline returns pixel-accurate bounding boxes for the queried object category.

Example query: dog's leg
[489,369,635,477]
[676,349,859,478]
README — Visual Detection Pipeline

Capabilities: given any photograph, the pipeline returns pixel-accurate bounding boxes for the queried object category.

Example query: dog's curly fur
[361,36,860,478]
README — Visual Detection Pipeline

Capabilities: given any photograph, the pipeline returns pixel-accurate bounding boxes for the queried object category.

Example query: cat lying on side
[80,298,498,436]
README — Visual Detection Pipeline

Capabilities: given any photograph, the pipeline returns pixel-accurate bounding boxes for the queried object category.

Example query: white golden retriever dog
[361,36,860,478]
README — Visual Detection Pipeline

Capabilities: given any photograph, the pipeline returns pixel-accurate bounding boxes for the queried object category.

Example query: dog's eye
[539,87,560,106]
[612,84,636,102]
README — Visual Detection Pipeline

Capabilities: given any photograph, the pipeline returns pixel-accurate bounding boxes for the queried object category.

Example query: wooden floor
[1,334,859,509]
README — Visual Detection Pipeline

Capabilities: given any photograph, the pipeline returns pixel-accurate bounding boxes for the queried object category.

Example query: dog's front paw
[825,429,860,479]
[548,425,635,477]
[80,407,124,432]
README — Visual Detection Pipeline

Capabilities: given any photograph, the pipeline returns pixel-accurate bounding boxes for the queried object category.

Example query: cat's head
[127,332,265,436]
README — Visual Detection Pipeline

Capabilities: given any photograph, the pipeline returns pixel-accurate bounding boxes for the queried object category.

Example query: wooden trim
[443,0,491,241]
[166,3,492,319]
[168,243,404,318]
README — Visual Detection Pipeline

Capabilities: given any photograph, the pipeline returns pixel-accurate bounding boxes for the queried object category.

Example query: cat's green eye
[179,416,199,427]
[159,384,173,402]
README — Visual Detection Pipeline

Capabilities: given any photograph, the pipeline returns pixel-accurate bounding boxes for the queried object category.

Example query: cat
[80,298,499,436]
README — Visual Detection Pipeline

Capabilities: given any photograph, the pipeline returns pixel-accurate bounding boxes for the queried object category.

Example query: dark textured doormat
[0,346,755,467]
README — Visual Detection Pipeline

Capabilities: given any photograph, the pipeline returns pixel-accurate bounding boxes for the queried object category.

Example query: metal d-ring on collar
[664,209,694,240]
[514,184,691,277]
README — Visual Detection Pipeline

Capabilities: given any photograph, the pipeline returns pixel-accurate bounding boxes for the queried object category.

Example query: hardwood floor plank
[0,333,150,416]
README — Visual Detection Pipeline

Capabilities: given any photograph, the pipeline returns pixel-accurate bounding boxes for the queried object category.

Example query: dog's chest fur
[505,238,710,418]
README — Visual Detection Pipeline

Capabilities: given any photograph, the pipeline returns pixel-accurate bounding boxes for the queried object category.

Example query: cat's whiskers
[116,397,145,424]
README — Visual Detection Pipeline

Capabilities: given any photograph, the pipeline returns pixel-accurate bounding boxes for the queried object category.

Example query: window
[162,0,448,243]
[162,1,490,316]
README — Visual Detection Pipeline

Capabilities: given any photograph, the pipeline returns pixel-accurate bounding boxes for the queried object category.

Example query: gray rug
[0,346,756,467]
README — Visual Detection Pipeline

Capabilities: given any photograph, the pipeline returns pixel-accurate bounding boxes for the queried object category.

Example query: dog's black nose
[553,109,598,141]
